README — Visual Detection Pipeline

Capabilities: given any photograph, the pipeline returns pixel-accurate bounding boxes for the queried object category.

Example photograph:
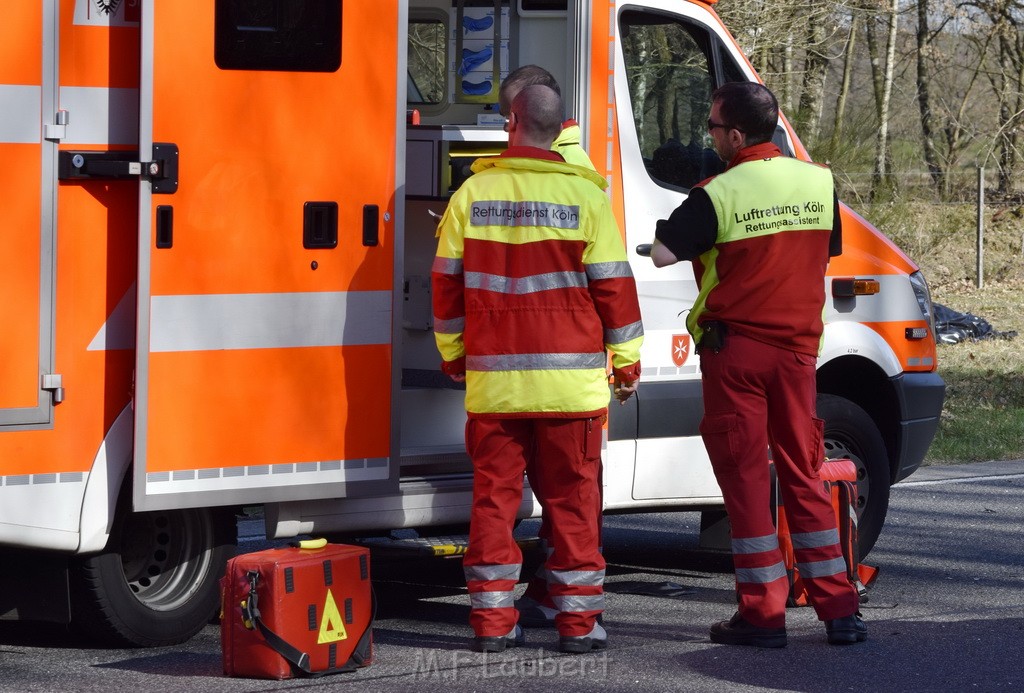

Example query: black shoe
[825,613,868,645]
[470,624,525,653]
[559,622,608,654]
[709,612,787,648]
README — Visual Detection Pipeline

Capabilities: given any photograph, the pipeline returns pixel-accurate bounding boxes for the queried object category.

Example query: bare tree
[717,0,808,94]
[871,0,900,198]
[993,3,1024,193]
[831,12,860,151]
[627,30,652,152]
[720,0,1023,201]
[797,17,831,146]
[916,0,943,188]
[407,21,447,105]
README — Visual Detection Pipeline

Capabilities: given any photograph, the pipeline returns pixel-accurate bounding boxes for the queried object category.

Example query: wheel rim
[823,436,869,519]
[117,509,214,612]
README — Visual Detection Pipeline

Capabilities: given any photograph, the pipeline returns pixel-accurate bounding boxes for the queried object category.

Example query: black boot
[470,624,525,653]
[709,612,787,648]
[825,613,868,645]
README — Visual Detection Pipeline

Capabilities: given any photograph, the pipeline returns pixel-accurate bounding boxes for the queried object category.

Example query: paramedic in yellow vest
[433,85,642,654]
[650,82,866,647]
[498,64,604,629]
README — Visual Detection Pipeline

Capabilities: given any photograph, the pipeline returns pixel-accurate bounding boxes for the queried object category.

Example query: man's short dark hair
[499,65,561,115]
[511,84,563,142]
[712,82,778,145]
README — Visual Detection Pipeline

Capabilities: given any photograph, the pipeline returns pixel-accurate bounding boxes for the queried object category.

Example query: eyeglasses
[707,119,733,132]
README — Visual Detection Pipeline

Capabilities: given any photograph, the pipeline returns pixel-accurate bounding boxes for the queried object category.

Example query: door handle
[57,143,179,194]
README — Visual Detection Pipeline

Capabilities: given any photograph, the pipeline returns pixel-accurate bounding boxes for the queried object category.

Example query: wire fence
[834,167,1024,288]
[832,168,1024,206]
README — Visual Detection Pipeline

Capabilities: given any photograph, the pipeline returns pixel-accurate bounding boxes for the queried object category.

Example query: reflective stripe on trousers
[465,563,520,612]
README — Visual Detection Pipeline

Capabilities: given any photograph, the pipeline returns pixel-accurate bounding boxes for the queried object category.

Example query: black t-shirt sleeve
[829,191,843,257]
[654,187,718,261]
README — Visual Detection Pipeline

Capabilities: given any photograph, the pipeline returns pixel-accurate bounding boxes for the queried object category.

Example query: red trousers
[464,417,604,637]
[522,456,604,608]
[699,333,858,628]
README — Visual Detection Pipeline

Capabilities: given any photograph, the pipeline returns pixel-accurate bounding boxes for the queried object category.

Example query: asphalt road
[0,459,1021,692]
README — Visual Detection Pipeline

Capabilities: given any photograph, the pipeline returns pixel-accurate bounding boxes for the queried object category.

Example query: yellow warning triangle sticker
[318,589,349,644]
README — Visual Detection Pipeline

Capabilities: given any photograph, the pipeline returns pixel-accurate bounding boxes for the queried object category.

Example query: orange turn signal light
[832,277,881,297]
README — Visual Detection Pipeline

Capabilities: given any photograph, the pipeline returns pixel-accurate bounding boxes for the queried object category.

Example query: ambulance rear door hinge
[41,374,65,404]
[44,109,70,141]
[57,142,179,194]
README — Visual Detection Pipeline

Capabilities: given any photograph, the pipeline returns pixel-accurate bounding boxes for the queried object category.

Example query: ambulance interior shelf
[400,125,504,411]
[406,125,507,198]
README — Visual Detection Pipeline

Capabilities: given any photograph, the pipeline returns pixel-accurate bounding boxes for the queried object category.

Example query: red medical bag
[772,459,879,607]
[220,541,374,679]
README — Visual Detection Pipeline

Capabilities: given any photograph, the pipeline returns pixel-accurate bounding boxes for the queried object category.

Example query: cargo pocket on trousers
[810,416,825,472]
[699,412,740,470]
[583,418,602,465]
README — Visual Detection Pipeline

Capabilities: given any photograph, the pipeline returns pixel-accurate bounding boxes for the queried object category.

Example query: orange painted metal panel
[861,321,938,373]
[149,3,396,297]
[0,177,137,475]
[1,4,42,84]
[827,206,918,277]
[0,0,43,412]
[143,2,399,476]
[589,0,628,240]
[0,350,135,477]
[58,1,139,88]
[0,146,42,409]
[146,345,391,472]
[0,5,139,477]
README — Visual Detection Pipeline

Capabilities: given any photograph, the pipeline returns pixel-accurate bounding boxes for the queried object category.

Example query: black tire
[817,393,890,558]
[70,505,236,647]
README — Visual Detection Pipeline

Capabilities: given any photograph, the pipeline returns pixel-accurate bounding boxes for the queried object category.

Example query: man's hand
[650,239,679,267]
[614,378,638,404]
[449,373,466,383]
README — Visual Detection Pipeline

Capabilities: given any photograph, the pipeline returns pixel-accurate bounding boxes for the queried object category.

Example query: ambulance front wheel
[70,504,237,647]
[818,393,890,558]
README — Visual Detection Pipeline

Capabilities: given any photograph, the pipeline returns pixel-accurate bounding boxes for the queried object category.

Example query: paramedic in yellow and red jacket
[498,64,604,628]
[650,82,865,648]
[433,84,642,655]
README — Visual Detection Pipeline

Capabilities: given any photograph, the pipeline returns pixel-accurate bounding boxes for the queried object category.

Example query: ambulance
[0,0,944,645]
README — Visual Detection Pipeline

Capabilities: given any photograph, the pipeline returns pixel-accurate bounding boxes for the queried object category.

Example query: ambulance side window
[715,55,795,157]
[408,18,447,106]
[214,0,342,72]
[619,11,718,191]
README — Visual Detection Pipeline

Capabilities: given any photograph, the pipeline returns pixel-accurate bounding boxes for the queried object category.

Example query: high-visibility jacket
[432,146,643,418]
[690,143,835,356]
[554,121,597,172]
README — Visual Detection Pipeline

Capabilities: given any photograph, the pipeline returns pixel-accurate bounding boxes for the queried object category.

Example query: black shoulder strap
[243,570,375,678]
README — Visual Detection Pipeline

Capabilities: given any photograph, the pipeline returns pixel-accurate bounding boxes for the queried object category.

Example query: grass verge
[924,280,1024,464]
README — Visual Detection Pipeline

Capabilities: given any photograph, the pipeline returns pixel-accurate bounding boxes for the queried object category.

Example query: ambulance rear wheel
[818,393,890,558]
[70,505,236,647]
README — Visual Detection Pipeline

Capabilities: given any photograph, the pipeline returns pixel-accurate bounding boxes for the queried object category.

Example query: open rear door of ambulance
[135,1,401,511]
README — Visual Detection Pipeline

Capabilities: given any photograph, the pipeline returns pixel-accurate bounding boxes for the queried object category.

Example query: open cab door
[135,1,402,510]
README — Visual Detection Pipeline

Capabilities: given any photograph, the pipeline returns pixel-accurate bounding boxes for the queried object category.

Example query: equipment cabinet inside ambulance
[0,0,943,646]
